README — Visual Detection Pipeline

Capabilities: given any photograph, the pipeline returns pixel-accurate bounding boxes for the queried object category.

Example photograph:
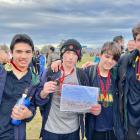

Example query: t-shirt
[45,68,80,134]
[91,74,114,131]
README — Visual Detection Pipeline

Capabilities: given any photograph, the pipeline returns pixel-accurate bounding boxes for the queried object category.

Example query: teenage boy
[35,39,101,140]
[85,42,124,140]
[0,34,39,140]
[118,23,140,140]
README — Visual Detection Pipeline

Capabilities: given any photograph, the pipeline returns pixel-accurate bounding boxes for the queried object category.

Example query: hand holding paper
[60,84,99,113]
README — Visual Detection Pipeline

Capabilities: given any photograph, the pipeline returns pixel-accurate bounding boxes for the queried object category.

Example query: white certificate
[60,84,99,113]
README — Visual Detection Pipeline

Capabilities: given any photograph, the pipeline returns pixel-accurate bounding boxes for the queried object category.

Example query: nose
[69,53,74,59]
[20,52,28,58]
[108,58,114,64]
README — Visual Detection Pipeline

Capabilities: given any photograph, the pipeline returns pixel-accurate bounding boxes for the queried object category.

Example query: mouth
[66,61,73,63]
[19,60,28,65]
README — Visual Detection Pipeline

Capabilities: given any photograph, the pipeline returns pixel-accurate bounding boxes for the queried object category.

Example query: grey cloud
[0,0,140,47]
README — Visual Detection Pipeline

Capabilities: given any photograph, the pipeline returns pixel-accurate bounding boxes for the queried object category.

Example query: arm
[82,61,93,69]
[51,60,62,72]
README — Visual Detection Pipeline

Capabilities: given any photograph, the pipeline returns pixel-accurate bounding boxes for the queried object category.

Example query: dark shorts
[42,129,80,140]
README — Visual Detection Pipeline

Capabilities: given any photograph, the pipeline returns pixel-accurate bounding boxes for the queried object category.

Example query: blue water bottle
[11,93,30,126]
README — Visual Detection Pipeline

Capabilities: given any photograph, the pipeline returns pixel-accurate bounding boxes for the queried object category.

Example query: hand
[40,81,58,99]
[82,61,93,69]
[90,104,101,116]
[51,60,62,72]
[0,50,10,64]
[11,105,33,120]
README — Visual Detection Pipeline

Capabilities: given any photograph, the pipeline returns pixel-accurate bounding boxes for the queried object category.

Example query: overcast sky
[0,0,140,48]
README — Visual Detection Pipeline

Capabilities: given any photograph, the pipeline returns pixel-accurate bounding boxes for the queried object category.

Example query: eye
[26,50,32,54]
[104,54,110,58]
[16,50,22,54]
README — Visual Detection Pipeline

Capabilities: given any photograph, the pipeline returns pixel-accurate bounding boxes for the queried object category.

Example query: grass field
[26,54,92,140]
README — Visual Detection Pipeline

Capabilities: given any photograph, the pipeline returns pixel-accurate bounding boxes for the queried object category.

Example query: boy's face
[135,34,140,52]
[11,42,33,69]
[99,53,117,70]
[127,40,136,52]
[62,50,78,68]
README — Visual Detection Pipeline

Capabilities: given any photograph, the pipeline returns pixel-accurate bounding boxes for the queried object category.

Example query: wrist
[40,90,48,99]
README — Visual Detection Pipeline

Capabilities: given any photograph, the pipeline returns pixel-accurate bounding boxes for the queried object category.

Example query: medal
[4,63,12,71]
[97,66,111,108]
[103,101,108,108]
[109,94,113,102]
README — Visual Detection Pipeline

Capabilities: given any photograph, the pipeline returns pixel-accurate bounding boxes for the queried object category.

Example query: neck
[98,63,109,77]
[62,64,74,75]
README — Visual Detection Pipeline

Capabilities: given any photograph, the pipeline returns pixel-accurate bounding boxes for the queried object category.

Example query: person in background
[35,50,46,76]
[93,53,100,64]
[126,40,136,53]
[113,35,125,53]
[47,46,60,68]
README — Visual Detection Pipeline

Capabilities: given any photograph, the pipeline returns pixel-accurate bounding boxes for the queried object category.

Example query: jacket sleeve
[34,69,50,107]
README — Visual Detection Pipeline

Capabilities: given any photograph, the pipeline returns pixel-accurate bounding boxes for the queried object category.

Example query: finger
[54,67,58,73]
[20,105,27,110]
[11,111,21,119]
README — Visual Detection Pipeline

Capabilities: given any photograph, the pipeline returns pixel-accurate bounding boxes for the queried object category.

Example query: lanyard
[10,60,28,72]
[135,56,140,80]
[10,60,22,72]
[57,66,74,95]
[97,66,111,98]
[59,65,74,84]
[137,57,140,74]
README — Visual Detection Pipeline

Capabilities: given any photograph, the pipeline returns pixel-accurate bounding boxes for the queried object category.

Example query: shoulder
[119,50,138,65]
[76,67,85,76]
[76,67,89,85]
[84,64,97,77]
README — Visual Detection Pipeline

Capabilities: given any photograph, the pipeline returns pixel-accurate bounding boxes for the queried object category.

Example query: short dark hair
[101,41,121,62]
[113,35,124,42]
[50,46,55,52]
[132,23,140,40]
[10,34,34,52]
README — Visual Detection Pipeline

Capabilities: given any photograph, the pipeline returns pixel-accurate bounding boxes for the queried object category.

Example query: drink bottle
[11,93,30,126]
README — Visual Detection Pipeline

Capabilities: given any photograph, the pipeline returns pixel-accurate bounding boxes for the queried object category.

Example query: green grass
[26,54,92,139]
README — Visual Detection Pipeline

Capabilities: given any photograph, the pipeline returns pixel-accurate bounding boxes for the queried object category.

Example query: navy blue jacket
[117,49,140,137]
[0,64,38,140]
[85,65,124,140]
[34,67,89,139]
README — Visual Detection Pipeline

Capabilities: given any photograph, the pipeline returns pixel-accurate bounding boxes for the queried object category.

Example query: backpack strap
[87,64,97,85]
[76,68,89,86]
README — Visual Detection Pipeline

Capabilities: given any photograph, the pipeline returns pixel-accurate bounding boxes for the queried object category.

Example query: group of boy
[0,22,140,140]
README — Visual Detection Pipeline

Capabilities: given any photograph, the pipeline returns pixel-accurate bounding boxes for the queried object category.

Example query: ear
[10,50,13,57]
